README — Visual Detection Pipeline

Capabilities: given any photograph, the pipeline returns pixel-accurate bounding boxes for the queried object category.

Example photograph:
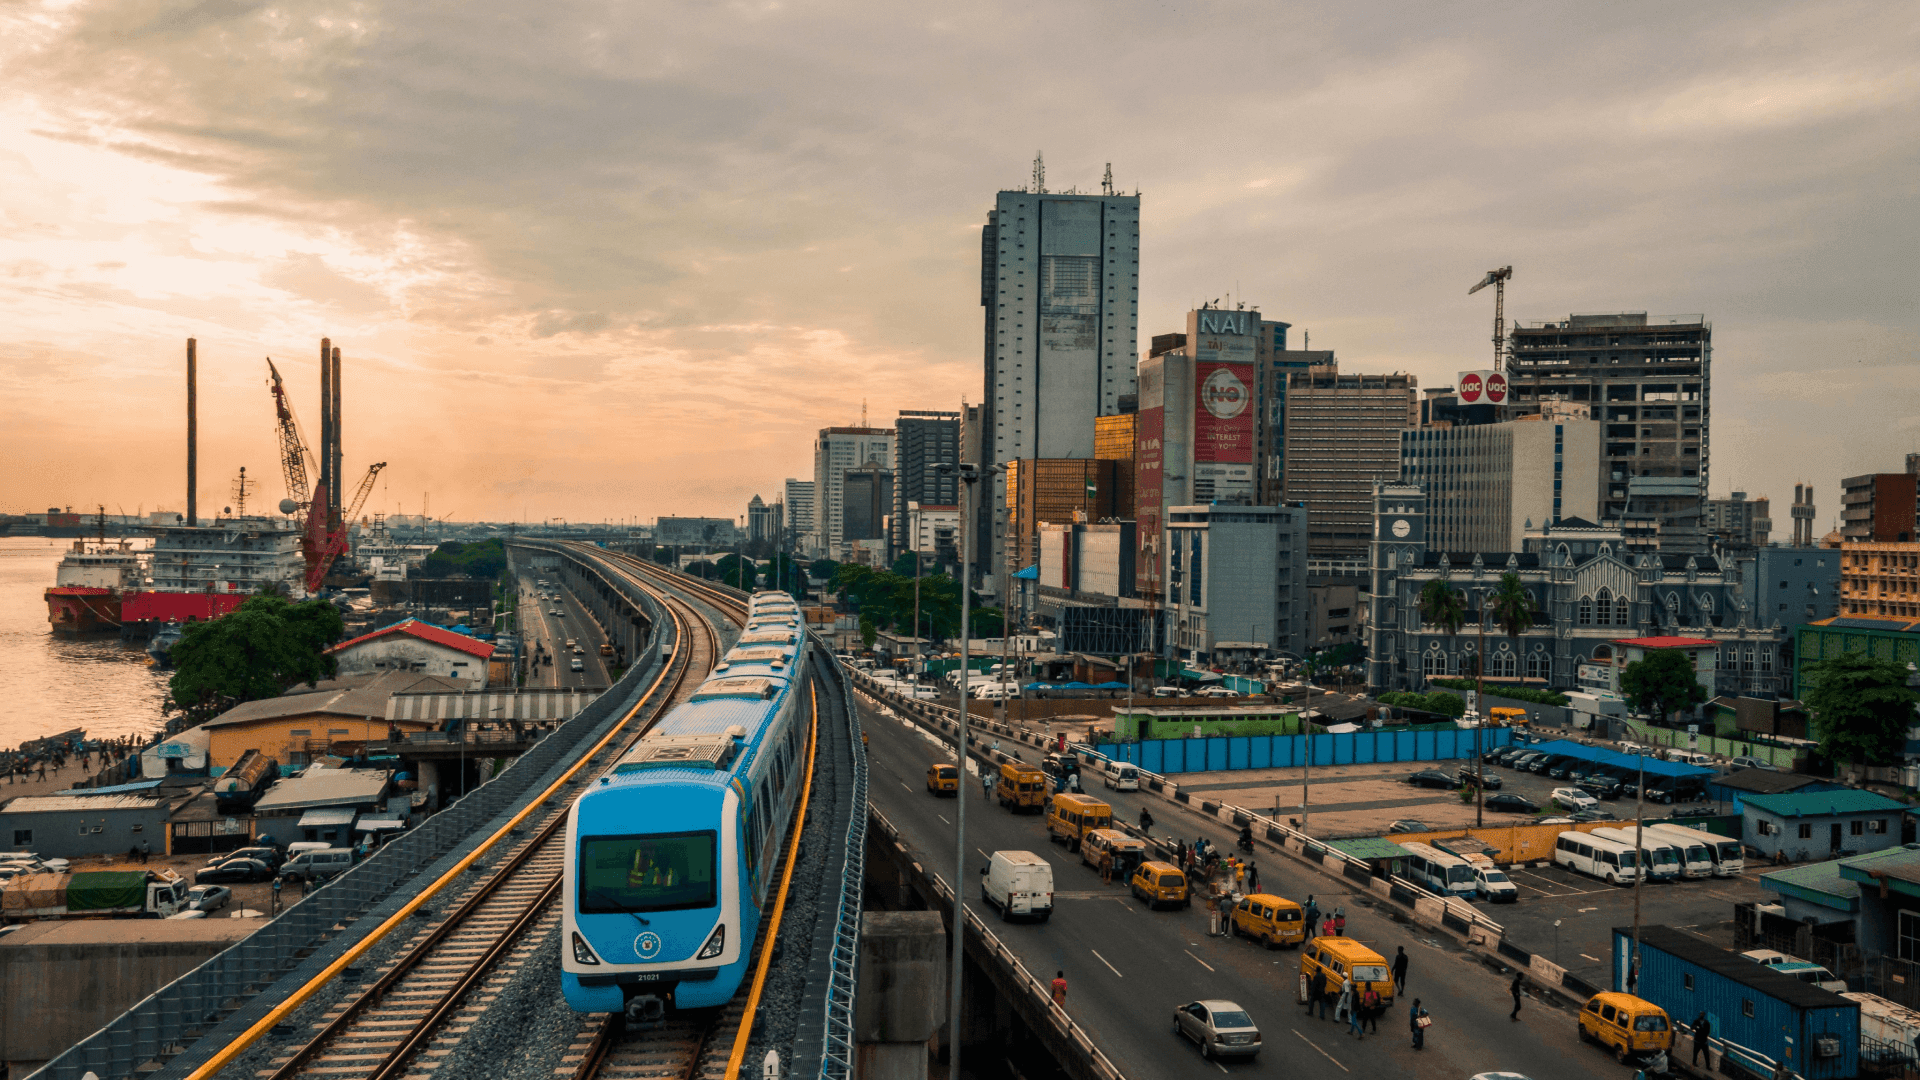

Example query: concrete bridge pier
[854,912,945,1080]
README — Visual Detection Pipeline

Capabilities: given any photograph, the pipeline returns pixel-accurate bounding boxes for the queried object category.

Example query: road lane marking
[1112,897,1134,912]
[1578,906,1598,913]
[901,782,913,791]
[1291,1029,1349,1072]
[1091,949,1124,978]
[1581,953,1601,962]
[938,815,950,824]
[1212,1061,1229,1074]
[1184,949,1215,972]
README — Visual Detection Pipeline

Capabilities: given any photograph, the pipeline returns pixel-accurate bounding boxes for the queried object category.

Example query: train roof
[591,652,806,792]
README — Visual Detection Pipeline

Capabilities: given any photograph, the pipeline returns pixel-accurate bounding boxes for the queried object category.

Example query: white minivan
[980,850,1054,921]
[1102,762,1141,791]
[282,848,355,882]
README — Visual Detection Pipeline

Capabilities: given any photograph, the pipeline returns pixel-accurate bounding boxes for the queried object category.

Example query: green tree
[166,596,346,724]
[685,560,716,579]
[420,538,506,579]
[858,614,878,650]
[1417,579,1466,682]
[1488,572,1536,641]
[890,552,919,577]
[808,559,840,585]
[1803,652,1920,766]
[1620,649,1708,726]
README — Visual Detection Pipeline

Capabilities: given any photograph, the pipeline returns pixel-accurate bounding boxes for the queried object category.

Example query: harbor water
[0,537,170,750]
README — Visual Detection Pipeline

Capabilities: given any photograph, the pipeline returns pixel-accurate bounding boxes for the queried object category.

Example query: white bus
[1592,827,1684,882]
[1623,824,1712,879]
[1647,823,1744,878]
[1398,842,1478,899]
[1553,831,1641,885]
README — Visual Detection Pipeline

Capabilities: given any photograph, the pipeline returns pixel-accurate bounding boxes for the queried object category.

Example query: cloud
[0,0,1914,523]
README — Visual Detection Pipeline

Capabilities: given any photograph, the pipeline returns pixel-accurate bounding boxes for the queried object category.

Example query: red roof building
[328,619,495,689]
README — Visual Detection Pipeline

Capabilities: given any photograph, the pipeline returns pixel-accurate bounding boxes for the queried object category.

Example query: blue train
[561,592,811,1021]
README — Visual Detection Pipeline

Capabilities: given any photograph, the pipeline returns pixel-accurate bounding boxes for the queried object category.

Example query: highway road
[860,692,1637,1080]
[511,566,613,688]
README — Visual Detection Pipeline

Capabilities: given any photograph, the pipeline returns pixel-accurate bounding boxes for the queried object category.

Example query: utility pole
[1475,591,1486,828]
[1631,745,1646,992]
[949,462,980,1080]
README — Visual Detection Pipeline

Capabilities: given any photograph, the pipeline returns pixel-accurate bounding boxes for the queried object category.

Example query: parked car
[1729,756,1777,772]
[184,884,232,912]
[1537,816,1575,826]
[1516,752,1552,772]
[205,846,282,869]
[1473,864,1520,903]
[1552,787,1599,812]
[1576,776,1624,800]
[1457,768,1503,789]
[1406,769,1460,789]
[1545,758,1581,780]
[1740,949,1800,968]
[1172,999,1262,1060]
[195,858,277,885]
[1774,962,1848,992]
[1570,809,1617,823]
[1485,794,1539,815]
[1388,819,1434,834]
[1195,686,1242,699]
[1672,805,1719,819]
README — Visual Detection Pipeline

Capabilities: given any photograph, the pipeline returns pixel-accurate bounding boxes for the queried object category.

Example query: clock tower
[1367,482,1427,691]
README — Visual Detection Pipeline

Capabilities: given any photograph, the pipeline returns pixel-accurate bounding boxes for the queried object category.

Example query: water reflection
[0,538,171,749]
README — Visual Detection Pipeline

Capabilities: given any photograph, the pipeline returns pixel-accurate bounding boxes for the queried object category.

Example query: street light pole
[949,462,979,1080]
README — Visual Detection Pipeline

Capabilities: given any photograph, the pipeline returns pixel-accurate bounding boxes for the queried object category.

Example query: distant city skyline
[1,3,1914,523]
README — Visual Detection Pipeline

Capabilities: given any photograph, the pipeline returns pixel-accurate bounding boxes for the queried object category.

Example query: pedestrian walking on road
[1360,986,1382,1034]
[1392,946,1409,993]
[1303,896,1320,940]
[1509,972,1525,1021]
[1308,969,1329,1020]
[1691,1012,1713,1069]
[139,840,150,865]
[1342,978,1362,1037]
[1246,860,1258,893]
[982,770,994,801]
[1333,907,1346,936]
[1050,971,1067,1008]
[1410,999,1429,1050]
[1138,807,1153,835]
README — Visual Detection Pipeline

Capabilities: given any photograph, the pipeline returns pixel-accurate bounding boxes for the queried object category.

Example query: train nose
[625,994,667,1024]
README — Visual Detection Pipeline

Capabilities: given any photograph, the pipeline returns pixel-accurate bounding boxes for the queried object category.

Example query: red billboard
[1457,369,1509,404]
[1195,362,1254,463]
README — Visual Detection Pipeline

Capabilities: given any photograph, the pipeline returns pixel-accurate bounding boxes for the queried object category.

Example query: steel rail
[183,580,701,1080]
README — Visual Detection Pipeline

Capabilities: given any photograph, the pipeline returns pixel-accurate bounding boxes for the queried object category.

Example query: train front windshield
[579,831,718,914]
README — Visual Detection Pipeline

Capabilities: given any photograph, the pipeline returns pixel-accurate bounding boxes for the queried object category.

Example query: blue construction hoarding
[1098,725,1513,775]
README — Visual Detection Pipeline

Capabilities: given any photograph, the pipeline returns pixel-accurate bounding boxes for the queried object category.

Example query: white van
[282,848,355,882]
[1398,841,1478,899]
[1102,762,1141,792]
[980,850,1053,921]
[1670,751,1715,767]
[973,682,1021,700]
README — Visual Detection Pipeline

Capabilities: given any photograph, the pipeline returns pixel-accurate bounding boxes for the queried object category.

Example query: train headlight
[697,924,726,959]
[571,932,601,966]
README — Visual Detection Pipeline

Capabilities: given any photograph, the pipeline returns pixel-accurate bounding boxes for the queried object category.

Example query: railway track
[189,572,719,1080]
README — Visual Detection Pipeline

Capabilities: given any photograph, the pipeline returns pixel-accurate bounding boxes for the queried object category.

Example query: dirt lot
[55,851,286,915]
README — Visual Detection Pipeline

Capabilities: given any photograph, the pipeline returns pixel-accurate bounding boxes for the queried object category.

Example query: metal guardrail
[817,655,867,1080]
[867,806,1126,1080]
[31,614,668,1080]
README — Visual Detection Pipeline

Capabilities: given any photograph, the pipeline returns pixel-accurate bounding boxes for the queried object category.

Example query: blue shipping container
[1613,926,1858,1080]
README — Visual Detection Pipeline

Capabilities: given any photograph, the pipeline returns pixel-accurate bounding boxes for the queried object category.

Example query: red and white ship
[44,538,146,634]
[119,519,309,628]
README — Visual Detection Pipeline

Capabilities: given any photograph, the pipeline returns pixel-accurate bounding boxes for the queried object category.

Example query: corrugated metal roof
[1327,837,1413,861]
[1625,925,1855,1010]
[329,618,495,660]
[297,807,358,828]
[1761,860,1861,911]
[1740,790,1910,818]
[0,793,169,814]
[252,768,390,813]
[384,687,603,723]
[1714,770,1832,795]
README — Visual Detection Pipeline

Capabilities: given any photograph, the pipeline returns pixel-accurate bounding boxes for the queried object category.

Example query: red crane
[268,358,384,594]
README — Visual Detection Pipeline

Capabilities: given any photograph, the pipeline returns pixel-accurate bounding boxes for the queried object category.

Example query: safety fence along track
[157,574,716,1080]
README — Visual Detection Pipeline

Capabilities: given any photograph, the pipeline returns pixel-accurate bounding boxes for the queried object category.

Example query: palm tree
[1416,579,1467,674]
[1488,572,1536,642]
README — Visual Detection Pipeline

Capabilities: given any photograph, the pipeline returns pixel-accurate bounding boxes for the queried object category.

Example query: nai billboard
[1192,309,1255,464]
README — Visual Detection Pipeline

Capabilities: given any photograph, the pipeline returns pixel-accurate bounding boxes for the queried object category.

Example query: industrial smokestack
[186,338,197,528]
[331,345,343,527]
[319,337,333,517]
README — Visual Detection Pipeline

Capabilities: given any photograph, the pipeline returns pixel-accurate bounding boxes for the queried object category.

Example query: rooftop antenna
[231,466,252,518]
[1102,163,1114,196]
[1032,152,1046,195]
[861,398,868,427]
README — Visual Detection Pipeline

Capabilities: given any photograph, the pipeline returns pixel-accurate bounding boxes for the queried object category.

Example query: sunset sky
[2,1,1915,526]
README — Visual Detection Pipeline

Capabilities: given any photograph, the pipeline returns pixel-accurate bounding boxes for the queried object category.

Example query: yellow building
[1840,541,1920,620]
[200,671,465,770]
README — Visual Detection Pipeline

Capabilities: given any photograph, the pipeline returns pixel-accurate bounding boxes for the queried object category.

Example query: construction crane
[266,360,315,512]
[1468,265,1514,370]
[308,461,387,590]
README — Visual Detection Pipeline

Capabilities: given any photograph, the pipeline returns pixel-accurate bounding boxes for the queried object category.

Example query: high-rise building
[904,502,960,571]
[1136,306,1266,595]
[1506,312,1712,550]
[746,495,774,545]
[812,426,895,559]
[1840,471,1919,543]
[1789,483,1817,547]
[1705,491,1771,550]
[1164,504,1308,662]
[1399,417,1602,552]
[892,411,960,562]
[1005,459,1119,575]
[1282,363,1419,559]
[1093,411,1137,519]
[842,466,893,546]
[1251,320,1329,505]
[978,182,1140,595]
[782,479,814,554]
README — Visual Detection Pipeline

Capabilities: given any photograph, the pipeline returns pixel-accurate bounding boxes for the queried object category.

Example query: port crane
[265,357,386,594]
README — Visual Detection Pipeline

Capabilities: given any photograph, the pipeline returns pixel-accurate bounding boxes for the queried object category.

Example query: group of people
[1301,895,1347,939]
[1301,963,1402,1040]
[3,732,144,785]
